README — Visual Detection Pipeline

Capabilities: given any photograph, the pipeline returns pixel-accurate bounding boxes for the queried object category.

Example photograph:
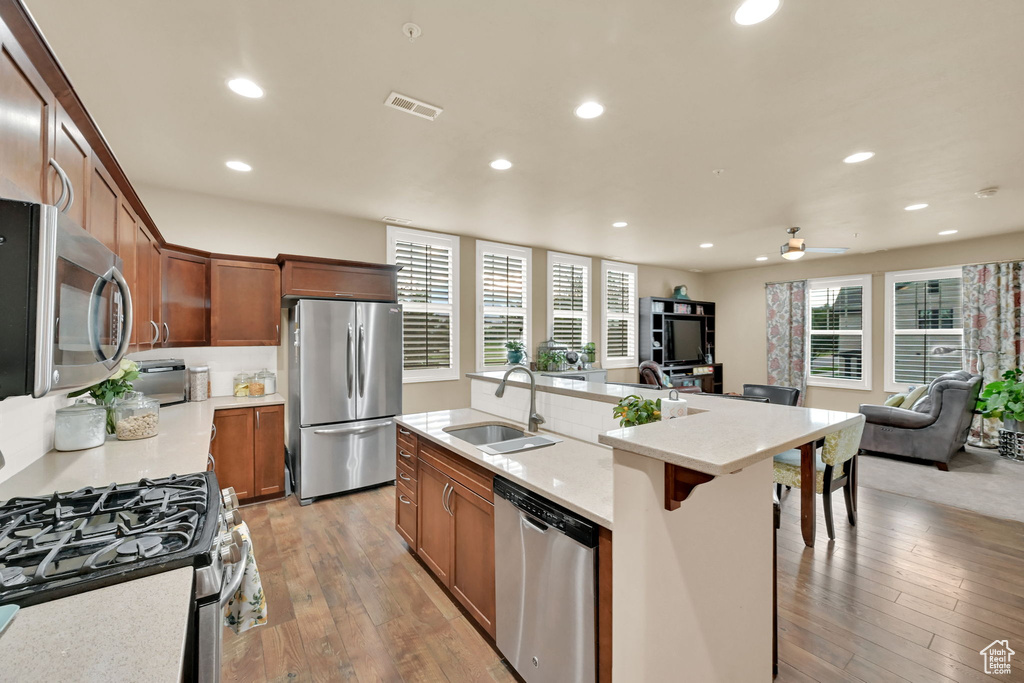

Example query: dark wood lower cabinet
[212,405,285,504]
[449,481,496,637]
[253,404,285,498]
[415,461,453,583]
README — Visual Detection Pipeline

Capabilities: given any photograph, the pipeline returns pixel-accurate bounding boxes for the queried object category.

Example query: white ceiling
[24,0,1024,272]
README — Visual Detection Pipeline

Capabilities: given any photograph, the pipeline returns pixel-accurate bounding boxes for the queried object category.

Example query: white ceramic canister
[662,389,688,419]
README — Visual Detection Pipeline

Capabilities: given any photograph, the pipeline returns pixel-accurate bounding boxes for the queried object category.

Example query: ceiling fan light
[781,250,805,261]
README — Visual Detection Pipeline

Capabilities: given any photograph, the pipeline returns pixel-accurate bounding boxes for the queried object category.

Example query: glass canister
[233,373,252,397]
[112,391,160,441]
[248,371,266,398]
[255,369,276,396]
[189,366,210,402]
[54,399,107,451]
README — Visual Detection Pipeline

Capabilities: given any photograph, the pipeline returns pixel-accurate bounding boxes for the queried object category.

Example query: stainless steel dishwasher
[494,476,598,683]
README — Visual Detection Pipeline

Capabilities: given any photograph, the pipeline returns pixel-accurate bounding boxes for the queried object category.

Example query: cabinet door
[211,408,254,501]
[395,479,417,548]
[253,404,285,498]
[134,225,160,350]
[210,259,281,346]
[162,250,209,347]
[50,104,90,228]
[416,461,452,585]
[450,483,496,636]
[116,201,138,348]
[0,22,52,203]
[88,157,119,255]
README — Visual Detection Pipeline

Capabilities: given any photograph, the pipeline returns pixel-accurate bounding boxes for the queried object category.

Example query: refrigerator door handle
[313,422,391,436]
[358,323,367,398]
[346,323,354,399]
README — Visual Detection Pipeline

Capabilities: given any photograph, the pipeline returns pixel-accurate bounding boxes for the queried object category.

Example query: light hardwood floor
[223,481,1024,682]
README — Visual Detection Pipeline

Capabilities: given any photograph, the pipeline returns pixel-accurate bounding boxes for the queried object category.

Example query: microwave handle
[88,267,133,363]
[110,266,133,364]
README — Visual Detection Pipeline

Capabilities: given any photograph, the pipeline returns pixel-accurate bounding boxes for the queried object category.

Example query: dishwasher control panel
[494,476,599,547]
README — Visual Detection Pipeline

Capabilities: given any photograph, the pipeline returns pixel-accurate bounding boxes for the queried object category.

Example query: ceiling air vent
[384,91,443,121]
[382,216,412,225]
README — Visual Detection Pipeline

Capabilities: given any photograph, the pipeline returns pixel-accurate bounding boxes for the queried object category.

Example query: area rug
[857,446,1024,523]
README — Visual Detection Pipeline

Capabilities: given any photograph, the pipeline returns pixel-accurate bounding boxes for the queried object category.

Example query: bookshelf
[639,297,723,393]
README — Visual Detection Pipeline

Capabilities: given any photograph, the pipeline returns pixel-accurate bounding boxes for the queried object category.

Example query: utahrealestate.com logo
[981,640,1014,675]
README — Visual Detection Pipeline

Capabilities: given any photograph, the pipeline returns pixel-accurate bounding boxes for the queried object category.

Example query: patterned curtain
[765,281,807,401]
[963,262,1024,446]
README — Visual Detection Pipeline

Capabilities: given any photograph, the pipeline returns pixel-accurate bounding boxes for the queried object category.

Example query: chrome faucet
[495,366,545,432]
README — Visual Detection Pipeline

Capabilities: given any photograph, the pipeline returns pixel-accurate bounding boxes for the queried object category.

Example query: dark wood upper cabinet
[210,259,281,346]
[212,408,255,502]
[278,255,399,302]
[135,224,161,350]
[0,20,52,204]
[88,158,119,255]
[116,201,138,347]
[162,249,210,347]
[51,104,90,229]
[253,405,285,498]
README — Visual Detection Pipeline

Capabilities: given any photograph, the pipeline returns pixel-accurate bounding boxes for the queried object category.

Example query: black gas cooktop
[0,472,219,607]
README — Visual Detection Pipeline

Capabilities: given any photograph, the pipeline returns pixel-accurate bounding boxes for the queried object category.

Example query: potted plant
[613,394,662,428]
[977,368,1024,432]
[505,340,527,365]
[68,358,141,434]
[583,342,597,364]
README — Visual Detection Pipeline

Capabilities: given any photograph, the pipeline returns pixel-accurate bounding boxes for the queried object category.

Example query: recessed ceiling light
[574,101,605,119]
[733,0,782,25]
[225,160,252,172]
[756,256,769,261]
[843,151,874,164]
[904,203,928,211]
[612,221,628,228]
[975,187,999,199]
[938,229,958,236]
[227,78,264,99]
[490,159,512,170]
[700,243,714,249]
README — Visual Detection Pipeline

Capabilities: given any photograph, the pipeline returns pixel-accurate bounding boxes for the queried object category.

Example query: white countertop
[396,408,613,528]
[0,568,194,682]
[469,372,861,476]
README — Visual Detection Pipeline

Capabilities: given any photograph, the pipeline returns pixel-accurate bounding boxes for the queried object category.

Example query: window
[600,260,638,369]
[884,267,963,392]
[548,252,591,350]
[477,241,532,370]
[806,274,872,390]
[387,226,460,382]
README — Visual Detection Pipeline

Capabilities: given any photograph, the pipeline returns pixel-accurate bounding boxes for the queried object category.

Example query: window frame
[386,225,460,383]
[600,260,639,370]
[883,266,964,393]
[805,273,873,391]
[476,240,532,372]
[547,252,592,351]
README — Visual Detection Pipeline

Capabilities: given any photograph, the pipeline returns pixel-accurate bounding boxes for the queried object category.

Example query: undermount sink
[444,423,561,455]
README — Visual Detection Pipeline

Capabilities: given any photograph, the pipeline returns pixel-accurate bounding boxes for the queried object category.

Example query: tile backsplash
[470,379,620,445]
[129,346,280,397]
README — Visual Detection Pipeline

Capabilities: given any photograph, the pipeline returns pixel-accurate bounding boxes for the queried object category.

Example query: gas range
[0,472,227,607]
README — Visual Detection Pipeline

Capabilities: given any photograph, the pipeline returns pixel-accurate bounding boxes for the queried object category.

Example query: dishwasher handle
[521,512,548,533]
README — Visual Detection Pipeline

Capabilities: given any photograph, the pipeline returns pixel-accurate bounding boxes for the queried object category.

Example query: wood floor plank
[260,619,312,683]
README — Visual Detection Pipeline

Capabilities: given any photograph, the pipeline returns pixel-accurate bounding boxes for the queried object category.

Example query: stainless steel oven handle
[218,539,251,608]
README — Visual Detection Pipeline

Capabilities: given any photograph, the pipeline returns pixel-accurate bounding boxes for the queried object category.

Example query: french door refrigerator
[288,299,403,505]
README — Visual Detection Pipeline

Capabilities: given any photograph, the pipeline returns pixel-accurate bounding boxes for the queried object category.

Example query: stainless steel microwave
[0,198,132,399]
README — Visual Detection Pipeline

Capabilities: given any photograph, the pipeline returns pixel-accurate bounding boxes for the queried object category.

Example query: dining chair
[743,383,801,406]
[772,416,865,540]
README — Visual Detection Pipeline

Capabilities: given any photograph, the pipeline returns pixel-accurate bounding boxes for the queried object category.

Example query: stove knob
[220,542,243,564]
[221,487,239,510]
[225,509,242,526]
[231,528,244,548]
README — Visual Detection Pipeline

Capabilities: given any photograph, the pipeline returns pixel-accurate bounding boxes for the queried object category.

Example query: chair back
[743,384,801,406]
[821,415,866,467]
[638,361,667,387]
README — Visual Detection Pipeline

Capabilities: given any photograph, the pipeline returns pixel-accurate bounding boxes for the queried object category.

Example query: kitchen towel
[662,390,689,420]
[223,521,268,634]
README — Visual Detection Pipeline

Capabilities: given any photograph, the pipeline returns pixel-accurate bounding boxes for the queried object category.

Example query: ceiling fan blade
[804,247,849,254]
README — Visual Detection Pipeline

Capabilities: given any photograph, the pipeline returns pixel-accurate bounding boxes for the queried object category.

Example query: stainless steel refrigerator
[288,299,403,505]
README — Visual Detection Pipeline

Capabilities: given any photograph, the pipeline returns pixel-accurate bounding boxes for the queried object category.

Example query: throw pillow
[884,393,907,407]
[903,385,928,410]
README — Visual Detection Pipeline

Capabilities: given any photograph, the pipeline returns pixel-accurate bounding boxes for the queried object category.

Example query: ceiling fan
[779,227,849,261]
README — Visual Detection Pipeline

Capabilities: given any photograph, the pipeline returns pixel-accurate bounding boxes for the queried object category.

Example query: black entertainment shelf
[639,297,723,393]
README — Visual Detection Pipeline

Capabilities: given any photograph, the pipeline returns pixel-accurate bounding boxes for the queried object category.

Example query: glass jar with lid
[112,391,160,441]
[188,366,210,402]
[233,373,252,397]
[54,399,107,451]
[255,369,276,396]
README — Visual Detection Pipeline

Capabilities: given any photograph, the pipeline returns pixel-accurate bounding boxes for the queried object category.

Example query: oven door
[34,207,133,397]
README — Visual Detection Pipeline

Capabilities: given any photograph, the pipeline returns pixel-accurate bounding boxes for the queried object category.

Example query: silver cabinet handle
[346,323,354,399]
[398,494,412,505]
[398,428,411,435]
[358,323,366,398]
[256,410,261,430]
[398,471,412,482]
[441,483,451,515]
[398,450,413,459]
[162,322,170,344]
[207,453,215,469]
[445,483,454,517]
[150,320,160,344]
[211,424,217,441]
[48,159,73,214]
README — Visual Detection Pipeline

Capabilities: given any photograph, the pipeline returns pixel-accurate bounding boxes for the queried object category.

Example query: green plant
[504,340,526,353]
[977,368,1024,422]
[68,359,140,433]
[613,394,662,428]
[583,342,596,363]
[537,350,566,372]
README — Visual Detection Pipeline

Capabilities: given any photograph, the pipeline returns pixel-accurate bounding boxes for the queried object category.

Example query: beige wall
[138,185,701,413]
[703,231,1024,412]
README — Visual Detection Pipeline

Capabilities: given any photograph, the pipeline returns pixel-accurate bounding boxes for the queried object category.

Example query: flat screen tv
[666,319,704,364]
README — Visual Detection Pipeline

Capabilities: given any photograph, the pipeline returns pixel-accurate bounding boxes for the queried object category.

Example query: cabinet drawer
[418,439,494,503]
[396,470,417,501]
[395,488,417,548]
[397,444,418,474]
[396,459,417,486]
[397,425,417,453]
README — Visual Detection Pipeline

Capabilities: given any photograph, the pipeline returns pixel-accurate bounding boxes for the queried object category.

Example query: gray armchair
[858,370,981,470]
